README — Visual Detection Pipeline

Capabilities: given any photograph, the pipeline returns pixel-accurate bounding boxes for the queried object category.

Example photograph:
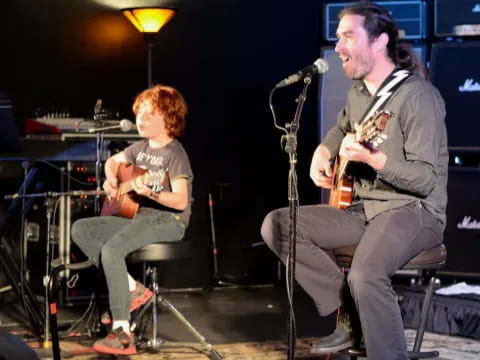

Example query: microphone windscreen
[119,119,133,132]
[314,58,329,73]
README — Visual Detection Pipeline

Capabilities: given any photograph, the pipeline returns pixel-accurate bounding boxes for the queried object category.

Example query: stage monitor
[430,41,480,147]
[0,92,21,153]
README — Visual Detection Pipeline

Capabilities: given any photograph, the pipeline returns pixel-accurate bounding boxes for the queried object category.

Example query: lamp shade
[122,7,176,33]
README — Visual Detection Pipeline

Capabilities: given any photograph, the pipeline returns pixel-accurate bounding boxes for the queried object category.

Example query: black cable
[19,161,29,332]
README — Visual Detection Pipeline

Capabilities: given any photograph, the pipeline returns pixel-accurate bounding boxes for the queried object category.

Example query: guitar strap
[358,68,411,125]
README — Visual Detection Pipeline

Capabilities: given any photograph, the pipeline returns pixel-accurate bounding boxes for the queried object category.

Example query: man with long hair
[261,2,447,359]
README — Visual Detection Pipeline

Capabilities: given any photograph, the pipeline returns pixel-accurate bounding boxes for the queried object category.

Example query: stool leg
[158,296,210,349]
[146,266,209,349]
[413,274,436,352]
[137,265,222,359]
[150,267,161,347]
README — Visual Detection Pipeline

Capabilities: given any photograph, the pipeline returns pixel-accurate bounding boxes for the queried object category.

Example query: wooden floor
[1,285,480,359]
[25,331,480,360]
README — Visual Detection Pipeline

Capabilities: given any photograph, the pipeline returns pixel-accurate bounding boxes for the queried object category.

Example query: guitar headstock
[355,110,393,152]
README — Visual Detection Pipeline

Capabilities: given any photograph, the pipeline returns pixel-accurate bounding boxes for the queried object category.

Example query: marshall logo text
[457,216,480,230]
[458,78,480,93]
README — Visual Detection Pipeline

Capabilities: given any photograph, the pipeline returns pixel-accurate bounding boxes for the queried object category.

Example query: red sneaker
[93,328,136,355]
[130,281,153,312]
[101,282,153,325]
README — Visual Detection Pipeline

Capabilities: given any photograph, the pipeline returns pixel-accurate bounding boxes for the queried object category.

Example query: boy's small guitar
[100,163,168,218]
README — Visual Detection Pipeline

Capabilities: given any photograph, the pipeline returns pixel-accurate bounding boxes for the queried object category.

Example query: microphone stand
[93,107,108,215]
[273,75,312,360]
[94,131,104,215]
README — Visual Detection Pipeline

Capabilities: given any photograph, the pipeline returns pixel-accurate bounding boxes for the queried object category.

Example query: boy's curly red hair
[132,85,188,138]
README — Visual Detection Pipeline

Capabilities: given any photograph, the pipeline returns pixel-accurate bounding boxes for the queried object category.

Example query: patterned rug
[30,330,480,359]
[405,329,480,360]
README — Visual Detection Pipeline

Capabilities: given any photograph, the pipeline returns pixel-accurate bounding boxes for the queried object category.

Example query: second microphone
[275,58,329,88]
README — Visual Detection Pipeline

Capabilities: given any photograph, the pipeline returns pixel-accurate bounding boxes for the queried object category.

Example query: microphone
[88,119,134,133]
[275,58,329,88]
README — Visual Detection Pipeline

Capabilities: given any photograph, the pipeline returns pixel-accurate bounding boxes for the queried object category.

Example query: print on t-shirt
[135,151,165,168]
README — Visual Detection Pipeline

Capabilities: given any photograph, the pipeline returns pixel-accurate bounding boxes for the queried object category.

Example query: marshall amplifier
[318,47,353,142]
[430,42,480,147]
[323,1,427,42]
[434,0,480,37]
[443,155,480,276]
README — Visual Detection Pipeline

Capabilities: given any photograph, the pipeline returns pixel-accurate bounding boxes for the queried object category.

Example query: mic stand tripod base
[210,275,249,289]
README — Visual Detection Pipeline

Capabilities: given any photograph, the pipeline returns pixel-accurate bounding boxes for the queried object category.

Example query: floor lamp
[122,7,177,87]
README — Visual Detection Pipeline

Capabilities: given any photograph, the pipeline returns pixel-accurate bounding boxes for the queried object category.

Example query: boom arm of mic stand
[284,75,312,360]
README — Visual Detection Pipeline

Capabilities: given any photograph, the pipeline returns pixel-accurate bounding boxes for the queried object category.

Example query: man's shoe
[93,327,136,355]
[311,318,354,354]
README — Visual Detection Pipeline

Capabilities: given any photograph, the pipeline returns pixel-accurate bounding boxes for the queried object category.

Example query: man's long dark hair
[339,1,427,78]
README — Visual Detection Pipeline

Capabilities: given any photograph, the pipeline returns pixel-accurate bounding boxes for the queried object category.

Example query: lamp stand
[145,33,154,88]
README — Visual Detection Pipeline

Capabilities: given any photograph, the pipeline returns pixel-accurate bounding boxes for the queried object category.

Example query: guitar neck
[336,156,350,181]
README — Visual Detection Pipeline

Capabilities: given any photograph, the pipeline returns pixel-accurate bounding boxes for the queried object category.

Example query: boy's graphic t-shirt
[124,139,193,226]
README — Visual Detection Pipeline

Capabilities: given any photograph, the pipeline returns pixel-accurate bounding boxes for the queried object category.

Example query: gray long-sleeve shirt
[321,74,448,228]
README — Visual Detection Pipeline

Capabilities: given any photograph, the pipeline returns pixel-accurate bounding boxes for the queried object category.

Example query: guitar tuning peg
[376,138,383,144]
[381,134,388,139]
[373,141,379,147]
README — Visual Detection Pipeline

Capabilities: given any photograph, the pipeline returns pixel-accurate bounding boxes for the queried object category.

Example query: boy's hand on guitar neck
[103,177,118,200]
[310,145,333,189]
[132,176,154,198]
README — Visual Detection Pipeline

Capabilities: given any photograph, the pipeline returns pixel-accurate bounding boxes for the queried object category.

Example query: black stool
[127,241,222,360]
[333,243,447,360]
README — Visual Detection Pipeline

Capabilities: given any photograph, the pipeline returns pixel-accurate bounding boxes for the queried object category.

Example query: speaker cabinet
[434,0,480,37]
[318,47,353,141]
[444,164,480,275]
[430,42,480,147]
[323,1,427,42]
